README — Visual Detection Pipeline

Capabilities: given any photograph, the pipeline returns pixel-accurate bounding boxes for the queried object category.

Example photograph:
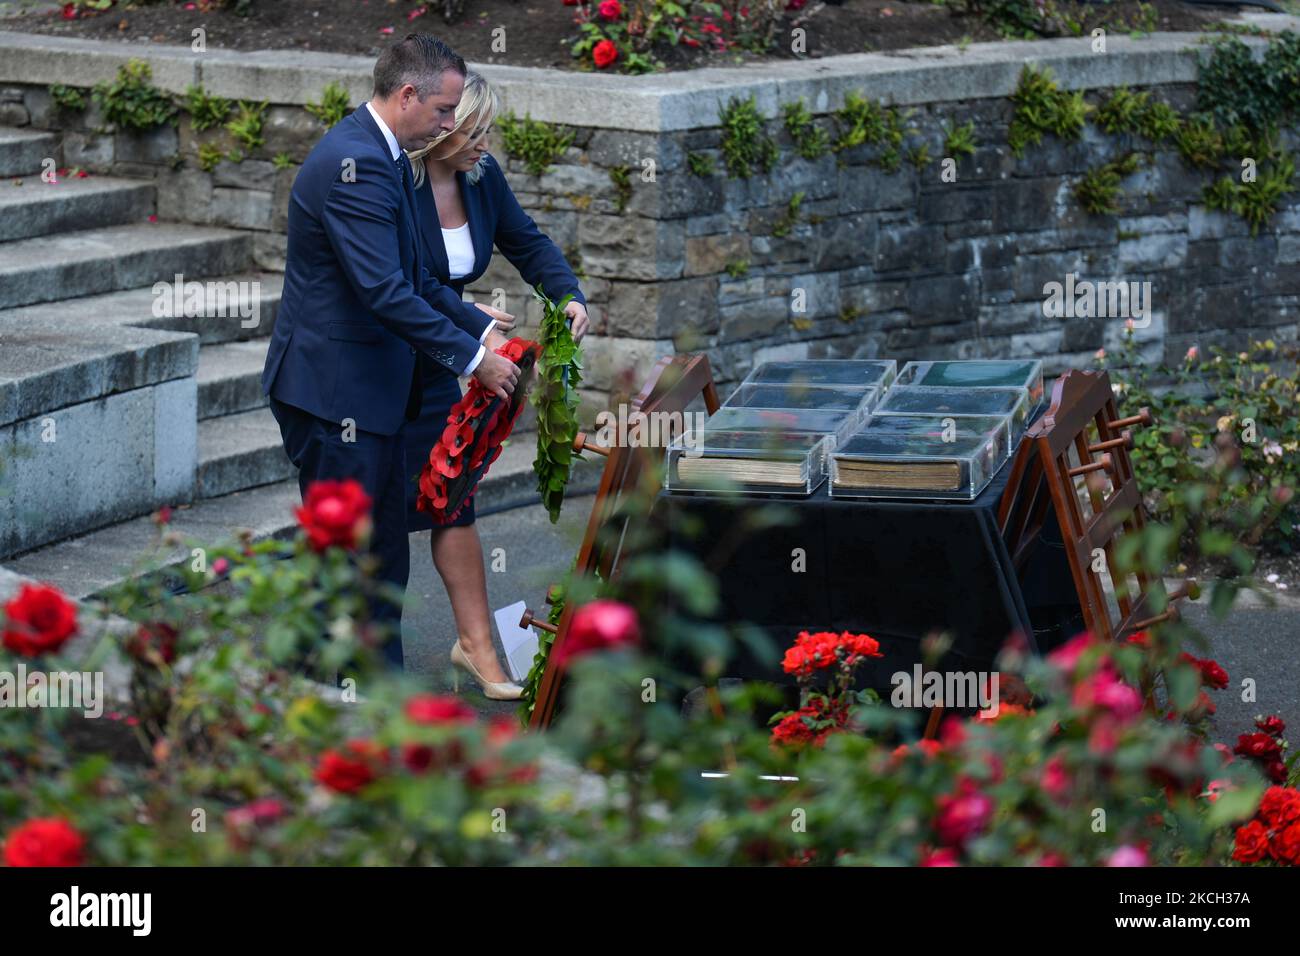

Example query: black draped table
[652,435,1083,698]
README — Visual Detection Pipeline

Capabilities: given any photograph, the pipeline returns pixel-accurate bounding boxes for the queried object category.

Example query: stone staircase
[0,126,590,602]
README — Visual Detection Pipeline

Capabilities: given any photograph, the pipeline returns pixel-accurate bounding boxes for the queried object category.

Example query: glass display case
[828,414,1010,500]
[664,428,831,497]
[743,359,897,391]
[875,385,1031,447]
[896,359,1045,407]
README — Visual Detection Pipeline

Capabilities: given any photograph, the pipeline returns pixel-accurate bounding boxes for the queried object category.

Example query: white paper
[494,599,538,683]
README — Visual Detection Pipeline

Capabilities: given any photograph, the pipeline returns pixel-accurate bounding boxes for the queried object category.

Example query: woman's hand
[564,300,590,342]
[473,301,516,332]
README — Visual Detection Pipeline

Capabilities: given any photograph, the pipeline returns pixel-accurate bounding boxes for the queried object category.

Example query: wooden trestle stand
[524,363,1196,736]
[523,353,722,729]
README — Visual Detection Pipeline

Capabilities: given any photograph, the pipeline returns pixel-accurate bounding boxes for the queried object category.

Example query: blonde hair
[407,70,500,189]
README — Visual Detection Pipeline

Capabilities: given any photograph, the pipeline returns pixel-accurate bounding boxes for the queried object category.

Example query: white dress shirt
[364,101,491,376]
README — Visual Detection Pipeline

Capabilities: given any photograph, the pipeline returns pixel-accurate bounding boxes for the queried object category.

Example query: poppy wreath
[416,337,541,525]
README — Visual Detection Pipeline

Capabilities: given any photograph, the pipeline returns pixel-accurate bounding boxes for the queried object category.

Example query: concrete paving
[398,494,594,721]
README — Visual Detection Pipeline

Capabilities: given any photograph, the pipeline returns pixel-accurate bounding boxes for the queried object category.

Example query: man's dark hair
[373,34,466,99]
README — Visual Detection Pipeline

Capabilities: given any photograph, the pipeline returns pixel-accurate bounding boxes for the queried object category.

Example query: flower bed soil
[3,0,1230,71]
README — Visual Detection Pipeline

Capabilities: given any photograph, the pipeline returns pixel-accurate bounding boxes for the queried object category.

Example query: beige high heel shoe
[450,641,523,701]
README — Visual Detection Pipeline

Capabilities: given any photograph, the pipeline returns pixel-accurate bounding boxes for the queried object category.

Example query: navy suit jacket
[262,105,494,436]
[413,151,586,317]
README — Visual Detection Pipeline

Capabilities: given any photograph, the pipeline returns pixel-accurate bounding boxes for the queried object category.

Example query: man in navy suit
[262,34,519,669]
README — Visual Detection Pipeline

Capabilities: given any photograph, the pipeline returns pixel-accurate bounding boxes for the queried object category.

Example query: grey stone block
[153,376,197,503]
[577,215,684,280]
[210,187,272,230]
[115,124,179,165]
[213,158,278,192]
[154,167,213,223]
[253,231,287,272]
[684,233,750,278]
[1,387,157,558]
[0,126,57,177]
[0,102,28,127]
[61,130,114,169]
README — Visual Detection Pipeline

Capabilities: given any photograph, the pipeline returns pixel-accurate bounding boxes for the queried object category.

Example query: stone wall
[3,23,1300,417]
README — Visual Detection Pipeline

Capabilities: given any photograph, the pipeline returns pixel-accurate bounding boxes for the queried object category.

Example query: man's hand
[473,301,516,331]
[564,300,590,342]
[472,349,520,402]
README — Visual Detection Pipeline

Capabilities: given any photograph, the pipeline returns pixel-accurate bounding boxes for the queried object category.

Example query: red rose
[404,693,476,725]
[555,599,640,665]
[1256,715,1286,737]
[599,0,623,18]
[295,479,372,552]
[1258,787,1300,828]
[1180,653,1229,690]
[1073,665,1142,721]
[1040,756,1070,801]
[919,846,961,867]
[1234,732,1283,761]
[1271,822,1300,865]
[1046,631,1097,672]
[1232,820,1270,863]
[314,740,386,794]
[838,631,882,661]
[592,39,619,69]
[226,798,285,830]
[401,743,435,773]
[933,779,994,848]
[61,3,77,20]
[3,818,85,867]
[2,582,78,657]
[126,622,178,666]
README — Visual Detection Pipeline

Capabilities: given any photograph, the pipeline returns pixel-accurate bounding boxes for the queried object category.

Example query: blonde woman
[404,71,589,699]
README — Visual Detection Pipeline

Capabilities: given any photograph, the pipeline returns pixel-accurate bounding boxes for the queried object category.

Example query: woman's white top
[442,221,475,280]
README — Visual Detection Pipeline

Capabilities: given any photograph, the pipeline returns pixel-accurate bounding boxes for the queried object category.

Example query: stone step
[197,405,294,499]
[0,271,282,344]
[2,480,304,601]
[0,126,58,178]
[0,221,252,310]
[0,174,155,242]
[197,339,270,420]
